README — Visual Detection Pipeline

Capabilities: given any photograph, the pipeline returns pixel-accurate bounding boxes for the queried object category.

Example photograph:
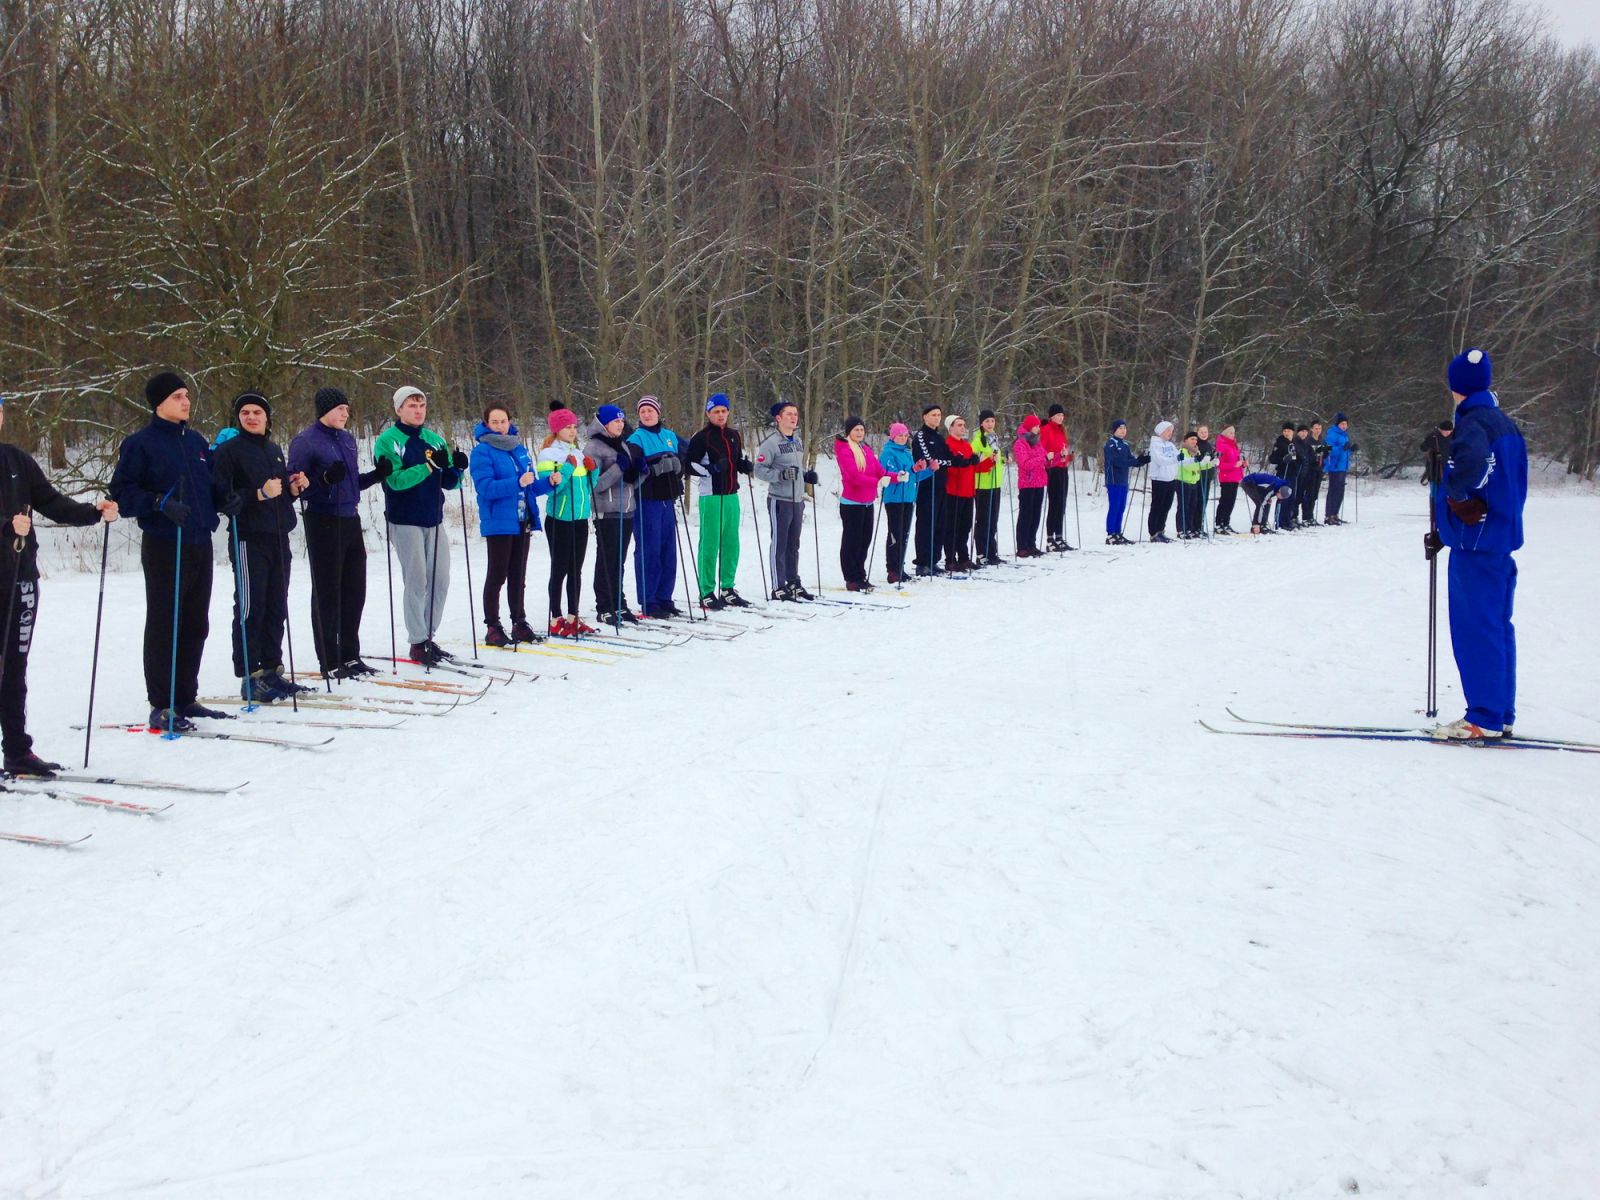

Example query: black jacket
[1295,435,1321,480]
[108,415,221,544]
[0,443,103,583]
[684,424,746,496]
[212,430,298,538]
[1268,435,1301,480]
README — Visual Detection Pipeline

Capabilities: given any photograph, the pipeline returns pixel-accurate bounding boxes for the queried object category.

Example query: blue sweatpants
[1106,484,1128,536]
[633,499,679,612]
[1447,549,1517,730]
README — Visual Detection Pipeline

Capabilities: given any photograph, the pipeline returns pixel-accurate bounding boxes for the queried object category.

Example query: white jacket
[1147,436,1180,482]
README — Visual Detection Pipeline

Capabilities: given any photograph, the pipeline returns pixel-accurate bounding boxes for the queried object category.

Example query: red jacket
[1040,419,1073,468]
[944,436,988,498]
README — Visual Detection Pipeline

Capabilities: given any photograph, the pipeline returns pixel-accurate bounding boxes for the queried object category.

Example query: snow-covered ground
[4,469,1599,1199]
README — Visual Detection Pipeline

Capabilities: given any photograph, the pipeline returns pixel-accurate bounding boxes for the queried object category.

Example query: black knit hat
[771,400,797,421]
[922,403,942,416]
[233,390,272,430]
[977,408,996,424]
[144,371,187,409]
[841,415,864,438]
[315,386,348,418]
[1183,430,1199,442]
[1047,403,1065,417]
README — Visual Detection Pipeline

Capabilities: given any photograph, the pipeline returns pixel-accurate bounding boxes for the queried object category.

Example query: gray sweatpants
[390,522,451,645]
[768,497,804,590]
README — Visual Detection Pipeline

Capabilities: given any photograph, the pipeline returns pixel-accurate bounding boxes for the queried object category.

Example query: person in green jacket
[971,408,1006,565]
[1175,430,1215,540]
[375,385,465,665]
[536,407,597,635]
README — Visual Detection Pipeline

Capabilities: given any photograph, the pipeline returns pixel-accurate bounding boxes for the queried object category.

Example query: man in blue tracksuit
[626,395,685,617]
[1101,419,1147,545]
[1427,348,1527,741]
[109,372,240,730]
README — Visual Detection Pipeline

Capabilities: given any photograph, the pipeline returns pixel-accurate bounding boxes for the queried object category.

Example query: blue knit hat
[597,403,625,425]
[1448,348,1491,396]
[1333,412,1347,424]
[770,400,796,420]
[705,393,730,413]
[1110,418,1127,433]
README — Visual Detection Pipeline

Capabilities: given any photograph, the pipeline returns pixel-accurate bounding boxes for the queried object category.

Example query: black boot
[3,751,62,778]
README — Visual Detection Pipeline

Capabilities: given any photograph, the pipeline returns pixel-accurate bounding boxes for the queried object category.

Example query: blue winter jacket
[1241,472,1289,491]
[469,422,553,536]
[1437,390,1526,553]
[880,441,918,504]
[1103,436,1139,487]
[108,415,221,545]
[1323,425,1351,473]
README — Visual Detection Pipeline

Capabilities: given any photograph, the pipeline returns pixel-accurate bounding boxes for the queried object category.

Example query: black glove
[1423,530,1443,560]
[803,469,819,485]
[321,461,348,487]
[158,496,191,526]
[1347,442,1359,453]
[1135,453,1151,466]
[374,457,393,480]
[622,462,641,484]
[218,490,245,518]
[736,457,754,476]
[451,448,469,471]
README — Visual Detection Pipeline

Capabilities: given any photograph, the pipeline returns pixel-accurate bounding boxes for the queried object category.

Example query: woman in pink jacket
[836,415,894,590]
[1215,423,1245,534]
[1011,414,1049,556]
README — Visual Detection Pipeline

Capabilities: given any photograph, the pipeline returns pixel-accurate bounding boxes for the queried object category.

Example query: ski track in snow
[2,477,1599,1199]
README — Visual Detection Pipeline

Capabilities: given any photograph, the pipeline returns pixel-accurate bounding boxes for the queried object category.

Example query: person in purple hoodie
[287,387,392,679]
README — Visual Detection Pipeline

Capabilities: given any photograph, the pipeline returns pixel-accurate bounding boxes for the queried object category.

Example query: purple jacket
[288,420,361,517]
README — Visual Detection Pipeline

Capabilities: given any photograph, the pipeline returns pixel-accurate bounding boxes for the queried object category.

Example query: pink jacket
[835,438,888,504]
[1217,434,1244,483]
[1012,416,1049,489]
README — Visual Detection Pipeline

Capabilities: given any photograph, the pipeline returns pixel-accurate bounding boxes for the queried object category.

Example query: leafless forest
[2,0,1596,479]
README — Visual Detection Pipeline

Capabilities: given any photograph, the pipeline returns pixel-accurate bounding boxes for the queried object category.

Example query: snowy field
[4,468,1599,1199]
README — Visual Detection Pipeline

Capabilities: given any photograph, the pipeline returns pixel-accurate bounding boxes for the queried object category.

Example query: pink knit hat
[888,422,909,438]
[548,408,579,434]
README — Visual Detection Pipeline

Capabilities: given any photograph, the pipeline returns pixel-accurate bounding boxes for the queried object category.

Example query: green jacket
[374,420,462,527]
[536,439,594,521]
[1177,447,1215,486]
[972,428,1005,490]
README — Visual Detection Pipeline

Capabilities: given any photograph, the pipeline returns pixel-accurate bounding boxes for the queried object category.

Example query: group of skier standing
[0,343,1528,771]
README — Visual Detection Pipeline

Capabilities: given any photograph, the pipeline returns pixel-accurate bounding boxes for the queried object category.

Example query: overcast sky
[1537,0,1600,50]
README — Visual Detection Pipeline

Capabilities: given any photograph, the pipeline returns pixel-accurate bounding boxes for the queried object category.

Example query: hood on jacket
[474,420,522,452]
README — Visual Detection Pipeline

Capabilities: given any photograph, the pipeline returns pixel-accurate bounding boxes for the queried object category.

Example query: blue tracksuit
[108,415,221,545]
[1103,436,1139,535]
[1437,389,1527,730]
[627,424,684,612]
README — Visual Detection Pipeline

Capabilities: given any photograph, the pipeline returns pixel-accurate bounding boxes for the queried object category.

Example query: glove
[622,462,641,484]
[737,457,754,476]
[978,458,995,473]
[566,454,580,468]
[321,461,348,486]
[707,459,725,475]
[649,456,677,477]
[1424,530,1443,560]
[1201,456,1215,468]
[373,457,393,480]
[1135,453,1151,466]
[803,469,818,485]
[897,472,910,483]
[913,460,928,472]
[583,456,598,473]
[1347,442,1359,453]
[218,490,244,518]
[780,466,798,481]
[451,449,468,471]
[158,496,191,526]
[1447,496,1487,525]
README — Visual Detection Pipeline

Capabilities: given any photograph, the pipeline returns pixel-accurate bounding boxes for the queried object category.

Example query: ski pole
[744,464,769,604]
[810,485,823,598]
[1070,457,1082,550]
[1425,447,1439,718]
[231,520,257,712]
[79,519,113,767]
[164,522,183,738]
[1134,464,1148,542]
[672,493,698,620]
[1005,452,1018,558]
[272,489,299,713]
[866,481,885,583]
[383,517,397,674]
[458,486,478,657]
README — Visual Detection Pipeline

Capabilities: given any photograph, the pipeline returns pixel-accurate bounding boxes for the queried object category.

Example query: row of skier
[0,373,1360,767]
